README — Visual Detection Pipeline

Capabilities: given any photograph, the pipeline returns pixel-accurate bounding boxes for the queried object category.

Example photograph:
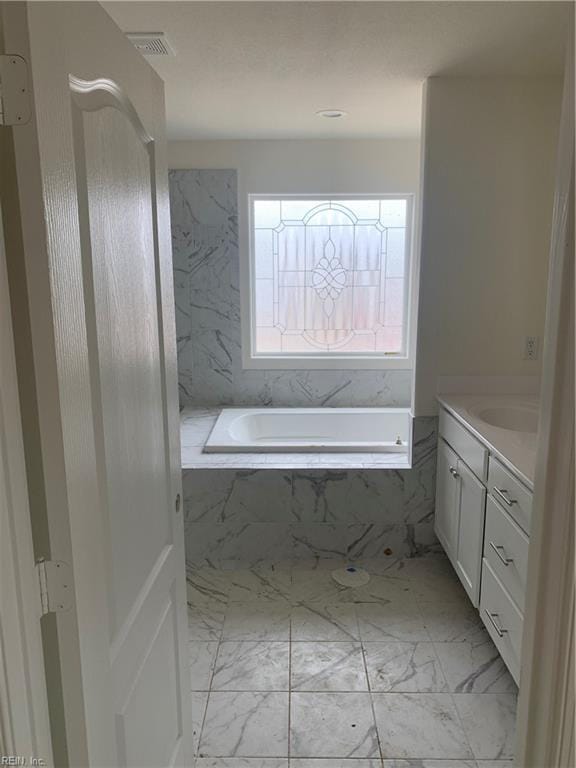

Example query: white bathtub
[203,407,412,453]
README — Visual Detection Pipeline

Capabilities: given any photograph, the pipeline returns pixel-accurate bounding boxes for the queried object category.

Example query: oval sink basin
[471,405,538,433]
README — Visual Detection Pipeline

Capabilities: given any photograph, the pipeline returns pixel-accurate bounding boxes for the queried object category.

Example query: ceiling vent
[126,33,176,57]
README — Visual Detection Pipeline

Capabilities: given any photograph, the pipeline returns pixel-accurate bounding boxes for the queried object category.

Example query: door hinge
[36,559,72,616]
[0,54,31,126]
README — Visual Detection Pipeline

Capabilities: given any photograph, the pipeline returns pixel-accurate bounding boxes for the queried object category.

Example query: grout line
[360,604,386,765]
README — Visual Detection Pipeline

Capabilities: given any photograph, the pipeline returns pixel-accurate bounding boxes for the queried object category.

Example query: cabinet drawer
[480,559,523,685]
[484,496,529,612]
[438,409,488,482]
[488,457,532,535]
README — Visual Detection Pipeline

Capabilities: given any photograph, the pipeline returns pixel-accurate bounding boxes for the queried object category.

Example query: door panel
[74,88,170,637]
[1,3,191,766]
[455,459,486,606]
[434,437,460,563]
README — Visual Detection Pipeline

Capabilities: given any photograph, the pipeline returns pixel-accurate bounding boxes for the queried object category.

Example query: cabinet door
[455,459,487,606]
[434,438,460,564]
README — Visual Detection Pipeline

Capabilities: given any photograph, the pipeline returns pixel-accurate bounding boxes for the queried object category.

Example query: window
[247,194,413,368]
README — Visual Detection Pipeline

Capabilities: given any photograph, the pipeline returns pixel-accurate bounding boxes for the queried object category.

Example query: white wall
[168,139,420,193]
[414,76,562,415]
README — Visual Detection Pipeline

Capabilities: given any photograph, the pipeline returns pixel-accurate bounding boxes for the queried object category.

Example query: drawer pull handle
[449,466,459,479]
[485,610,508,638]
[494,487,517,507]
[489,541,514,566]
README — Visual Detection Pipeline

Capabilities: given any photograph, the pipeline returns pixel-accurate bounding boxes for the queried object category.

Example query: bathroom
[1,1,572,767]
[112,1,567,763]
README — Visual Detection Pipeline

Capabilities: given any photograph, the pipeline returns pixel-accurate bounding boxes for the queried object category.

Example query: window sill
[241,354,413,371]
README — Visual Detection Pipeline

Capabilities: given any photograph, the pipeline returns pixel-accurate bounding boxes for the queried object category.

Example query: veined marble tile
[475,762,515,767]
[194,760,288,767]
[404,559,468,603]
[372,693,473,759]
[357,601,429,642]
[199,691,289,757]
[381,761,476,767]
[190,641,219,690]
[191,691,209,756]
[290,604,360,641]
[291,761,383,767]
[222,602,291,641]
[212,642,289,691]
[290,524,348,560]
[291,471,350,523]
[291,570,351,605]
[338,573,414,604]
[363,642,447,692]
[187,568,231,607]
[290,692,379,758]
[291,642,368,692]
[452,693,518,760]
[227,568,292,603]
[434,638,517,693]
[188,604,226,642]
[186,522,293,565]
[418,602,488,643]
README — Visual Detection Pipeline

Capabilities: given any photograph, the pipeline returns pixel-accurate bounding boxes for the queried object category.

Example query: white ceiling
[104,1,570,140]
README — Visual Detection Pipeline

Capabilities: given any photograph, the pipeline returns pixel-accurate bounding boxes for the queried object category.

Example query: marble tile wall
[169,169,412,407]
[183,417,438,567]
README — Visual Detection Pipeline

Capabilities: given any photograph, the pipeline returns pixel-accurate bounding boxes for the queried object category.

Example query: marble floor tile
[417,602,488,643]
[363,642,447,693]
[291,570,349,605]
[475,762,515,767]
[403,560,469,604]
[212,641,289,691]
[290,692,380,758]
[290,557,348,571]
[338,573,414,604]
[191,691,209,755]
[222,602,291,641]
[194,760,288,767]
[372,693,473,759]
[291,604,360,641]
[227,569,292,603]
[190,641,219,690]
[381,761,477,767]
[452,693,518,760]
[434,638,517,693]
[291,642,368,692]
[187,569,231,607]
[199,691,289,757]
[189,604,226,641]
[357,601,429,642]
[291,761,383,767]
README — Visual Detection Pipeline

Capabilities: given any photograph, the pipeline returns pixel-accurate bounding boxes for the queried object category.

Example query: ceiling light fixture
[316,109,347,119]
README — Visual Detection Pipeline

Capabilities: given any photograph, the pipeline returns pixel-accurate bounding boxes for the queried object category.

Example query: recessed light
[316,109,347,119]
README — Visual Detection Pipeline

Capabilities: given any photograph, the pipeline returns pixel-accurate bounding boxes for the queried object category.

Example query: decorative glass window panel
[249,195,412,361]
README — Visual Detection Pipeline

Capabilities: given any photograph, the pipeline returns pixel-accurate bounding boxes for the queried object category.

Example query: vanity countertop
[437,394,539,489]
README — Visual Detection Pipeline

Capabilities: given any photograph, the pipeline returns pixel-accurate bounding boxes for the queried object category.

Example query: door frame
[515,28,575,768]
[0,160,53,762]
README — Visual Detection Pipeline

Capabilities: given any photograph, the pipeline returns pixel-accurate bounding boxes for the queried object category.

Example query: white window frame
[242,192,416,370]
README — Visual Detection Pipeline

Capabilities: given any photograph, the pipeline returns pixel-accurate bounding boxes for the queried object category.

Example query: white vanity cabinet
[435,404,533,686]
[435,412,487,606]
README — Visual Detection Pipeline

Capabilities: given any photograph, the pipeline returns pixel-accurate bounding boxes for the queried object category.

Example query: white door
[1,3,192,766]
[455,459,486,606]
[434,438,460,563]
